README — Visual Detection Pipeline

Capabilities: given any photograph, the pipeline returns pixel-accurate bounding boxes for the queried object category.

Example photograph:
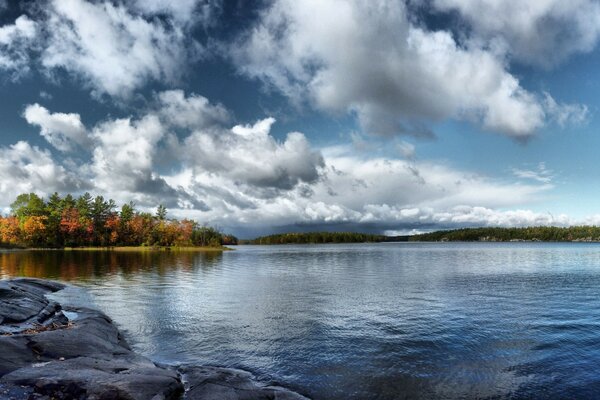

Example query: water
[3,243,600,399]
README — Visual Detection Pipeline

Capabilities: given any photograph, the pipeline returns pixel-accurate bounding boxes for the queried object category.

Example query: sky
[1,0,600,238]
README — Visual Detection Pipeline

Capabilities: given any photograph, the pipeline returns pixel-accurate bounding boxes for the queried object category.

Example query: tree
[0,216,21,245]
[156,204,167,221]
[11,193,46,222]
[22,216,48,247]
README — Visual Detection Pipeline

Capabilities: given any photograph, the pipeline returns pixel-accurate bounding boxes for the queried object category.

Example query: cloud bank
[231,0,587,139]
[0,90,572,235]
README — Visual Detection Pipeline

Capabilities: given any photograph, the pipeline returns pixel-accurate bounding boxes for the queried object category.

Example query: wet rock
[2,356,182,400]
[0,278,308,400]
[0,278,184,399]
[181,366,309,400]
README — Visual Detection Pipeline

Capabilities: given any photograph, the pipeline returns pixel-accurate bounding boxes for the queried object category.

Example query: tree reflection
[0,250,223,281]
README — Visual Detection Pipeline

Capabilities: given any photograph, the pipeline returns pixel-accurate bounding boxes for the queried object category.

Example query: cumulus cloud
[0,141,87,202]
[231,0,586,139]
[182,117,324,193]
[8,90,587,236]
[23,104,90,152]
[19,90,325,211]
[39,0,194,98]
[432,0,600,67]
[156,90,230,129]
[0,15,37,77]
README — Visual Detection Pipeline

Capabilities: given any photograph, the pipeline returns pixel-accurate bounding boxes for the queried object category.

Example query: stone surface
[180,366,309,400]
[0,278,184,400]
[0,278,309,400]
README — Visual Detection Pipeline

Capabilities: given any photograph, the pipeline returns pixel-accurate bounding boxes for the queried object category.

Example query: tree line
[244,231,386,245]
[410,226,600,242]
[0,193,237,248]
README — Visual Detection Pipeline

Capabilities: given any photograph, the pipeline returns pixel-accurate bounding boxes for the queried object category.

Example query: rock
[0,278,64,324]
[0,278,184,400]
[2,356,182,400]
[180,366,309,400]
[0,278,308,399]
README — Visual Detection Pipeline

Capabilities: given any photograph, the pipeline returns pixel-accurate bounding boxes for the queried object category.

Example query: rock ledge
[0,278,307,400]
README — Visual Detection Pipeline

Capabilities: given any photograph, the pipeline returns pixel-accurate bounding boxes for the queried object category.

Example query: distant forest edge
[244,226,600,245]
[0,193,238,249]
[241,232,407,245]
[409,226,600,242]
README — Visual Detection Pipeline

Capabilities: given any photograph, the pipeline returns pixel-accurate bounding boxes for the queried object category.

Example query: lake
[2,242,600,399]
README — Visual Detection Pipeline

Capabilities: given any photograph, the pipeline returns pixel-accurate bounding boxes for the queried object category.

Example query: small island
[0,193,238,250]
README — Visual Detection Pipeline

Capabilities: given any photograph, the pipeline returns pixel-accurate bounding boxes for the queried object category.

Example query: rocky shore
[0,278,308,400]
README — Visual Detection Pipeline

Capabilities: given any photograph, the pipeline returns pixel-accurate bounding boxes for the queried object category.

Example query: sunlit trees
[0,192,236,248]
[0,216,21,246]
[22,216,47,247]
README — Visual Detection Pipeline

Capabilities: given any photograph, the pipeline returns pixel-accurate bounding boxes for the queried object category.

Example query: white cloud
[39,0,194,98]
[90,115,164,192]
[181,117,324,193]
[0,141,86,202]
[432,0,600,67]
[231,0,586,139]
[157,90,230,129]
[8,90,588,235]
[543,93,589,127]
[0,15,37,76]
[512,162,554,184]
[23,103,90,152]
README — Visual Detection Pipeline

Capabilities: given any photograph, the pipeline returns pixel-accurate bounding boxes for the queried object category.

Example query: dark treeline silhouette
[244,231,386,244]
[0,192,237,248]
[411,226,600,242]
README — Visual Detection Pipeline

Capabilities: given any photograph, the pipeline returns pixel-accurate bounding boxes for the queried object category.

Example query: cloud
[512,162,553,184]
[182,117,325,193]
[131,0,221,26]
[0,141,87,202]
[543,93,589,127]
[431,0,600,67]
[0,15,37,77]
[39,0,196,98]
[23,103,91,152]
[6,90,586,236]
[19,90,324,211]
[231,0,586,139]
[156,90,230,130]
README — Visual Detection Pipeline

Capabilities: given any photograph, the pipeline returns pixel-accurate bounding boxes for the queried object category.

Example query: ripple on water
[4,243,600,399]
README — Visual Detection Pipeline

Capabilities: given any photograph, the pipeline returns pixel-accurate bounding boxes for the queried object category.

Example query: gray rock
[180,366,309,400]
[0,278,184,399]
[2,356,182,400]
[0,278,308,400]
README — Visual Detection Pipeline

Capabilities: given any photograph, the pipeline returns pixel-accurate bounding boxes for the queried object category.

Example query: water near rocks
[2,242,600,399]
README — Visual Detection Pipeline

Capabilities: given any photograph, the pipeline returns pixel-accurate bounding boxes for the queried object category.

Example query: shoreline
[0,278,306,399]
[5,246,232,252]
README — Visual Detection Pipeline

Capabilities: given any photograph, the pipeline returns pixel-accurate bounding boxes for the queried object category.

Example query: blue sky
[1,0,600,237]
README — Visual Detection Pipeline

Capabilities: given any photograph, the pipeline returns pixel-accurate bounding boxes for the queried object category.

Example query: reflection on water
[0,250,222,281]
[3,243,600,399]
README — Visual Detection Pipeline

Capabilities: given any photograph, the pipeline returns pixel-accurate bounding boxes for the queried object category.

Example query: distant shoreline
[241,227,600,244]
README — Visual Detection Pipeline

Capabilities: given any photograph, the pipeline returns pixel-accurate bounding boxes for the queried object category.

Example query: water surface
[2,243,600,399]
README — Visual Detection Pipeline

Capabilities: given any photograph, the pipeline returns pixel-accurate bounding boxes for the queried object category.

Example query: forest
[410,226,600,242]
[0,192,237,248]
[244,231,387,244]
